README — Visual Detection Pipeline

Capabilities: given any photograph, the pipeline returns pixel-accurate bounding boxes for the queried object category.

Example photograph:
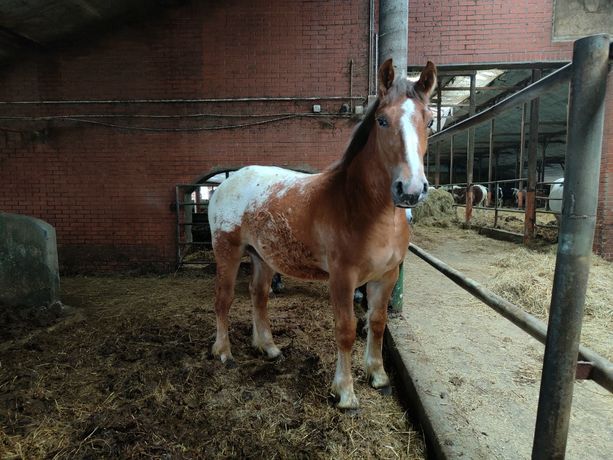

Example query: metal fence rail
[408,243,613,393]
[418,34,611,458]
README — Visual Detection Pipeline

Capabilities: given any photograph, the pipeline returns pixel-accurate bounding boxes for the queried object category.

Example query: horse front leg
[329,273,359,410]
[364,266,398,393]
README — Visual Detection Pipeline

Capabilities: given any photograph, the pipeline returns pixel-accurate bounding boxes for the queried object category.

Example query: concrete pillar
[378,0,409,79]
[0,212,60,307]
[379,0,409,313]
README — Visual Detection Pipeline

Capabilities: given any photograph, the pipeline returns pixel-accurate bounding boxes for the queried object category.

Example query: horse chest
[366,241,405,273]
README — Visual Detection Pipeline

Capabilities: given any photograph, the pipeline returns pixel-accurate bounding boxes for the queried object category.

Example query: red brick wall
[0,0,369,272]
[408,0,572,65]
[1,0,610,272]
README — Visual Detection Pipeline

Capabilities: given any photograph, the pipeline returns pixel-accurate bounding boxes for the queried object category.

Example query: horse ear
[414,61,437,101]
[378,59,395,97]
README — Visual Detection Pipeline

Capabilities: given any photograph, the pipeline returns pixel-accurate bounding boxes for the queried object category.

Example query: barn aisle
[387,226,613,459]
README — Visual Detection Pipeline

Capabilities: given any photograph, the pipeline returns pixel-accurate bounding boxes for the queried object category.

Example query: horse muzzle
[392,179,429,208]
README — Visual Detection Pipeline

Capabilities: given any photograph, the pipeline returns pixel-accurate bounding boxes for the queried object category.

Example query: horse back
[208,166,327,278]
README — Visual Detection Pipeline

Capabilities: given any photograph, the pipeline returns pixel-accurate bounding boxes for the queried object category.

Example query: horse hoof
[376,385,393,396]
[268,351,284,362]
[342,407,361,417]
[224,358,237,369]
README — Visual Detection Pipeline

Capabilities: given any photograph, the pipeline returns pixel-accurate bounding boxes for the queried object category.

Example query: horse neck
[342,130,394,215]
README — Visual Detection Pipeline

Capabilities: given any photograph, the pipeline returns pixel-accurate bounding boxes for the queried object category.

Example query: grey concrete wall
[0,212,60,307]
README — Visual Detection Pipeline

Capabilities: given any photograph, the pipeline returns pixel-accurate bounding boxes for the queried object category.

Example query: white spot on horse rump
[208,165,312,234]
[399,99,423,179]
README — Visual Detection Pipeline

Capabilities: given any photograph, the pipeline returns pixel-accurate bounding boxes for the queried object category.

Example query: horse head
[375,59,436,207]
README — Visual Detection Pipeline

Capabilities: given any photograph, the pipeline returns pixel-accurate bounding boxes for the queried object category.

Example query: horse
[207,59,436,410]
[548,178,564,223]
[452,184,486,207]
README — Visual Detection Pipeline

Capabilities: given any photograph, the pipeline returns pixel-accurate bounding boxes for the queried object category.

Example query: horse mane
[330,78,417,173]
[329,98,380,172]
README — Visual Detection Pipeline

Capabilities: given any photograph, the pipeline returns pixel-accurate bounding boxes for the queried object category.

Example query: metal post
[524,69,541,244]
[518,103,527,208]
[379,0,409,312]
[494,180,499,227]
[435,82,442,186]
[532,34,610,459]
[465,73,476,224]
[390,262,404,311]
[449,136,454,184]
[184,193,194,244]
[435,143,441,186]
[488,119,495,205]
[174,185,182,267]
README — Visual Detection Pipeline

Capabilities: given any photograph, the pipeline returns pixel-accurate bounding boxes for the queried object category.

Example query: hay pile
[412,188,456,227]
[487,247,613,360]
[0,274,426,459]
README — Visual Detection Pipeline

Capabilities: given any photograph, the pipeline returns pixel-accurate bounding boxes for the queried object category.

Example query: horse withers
[208,59,436,410]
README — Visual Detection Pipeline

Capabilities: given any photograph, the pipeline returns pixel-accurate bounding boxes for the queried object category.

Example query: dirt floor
[397,224,613,459]
[0,269,426,459]
[2,218,610,459]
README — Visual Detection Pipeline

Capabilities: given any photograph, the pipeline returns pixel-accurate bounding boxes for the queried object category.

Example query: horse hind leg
[211,237,244,366]
[248,250,282,359]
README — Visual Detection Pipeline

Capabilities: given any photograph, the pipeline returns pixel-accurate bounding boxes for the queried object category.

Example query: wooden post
[524,69,541,244]
[487,119,495,206]
[465,73,476,224]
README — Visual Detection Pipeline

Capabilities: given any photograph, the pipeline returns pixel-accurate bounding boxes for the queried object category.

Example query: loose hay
[487,247,613,361]
[412,189,456,227]
[0,273,425,459]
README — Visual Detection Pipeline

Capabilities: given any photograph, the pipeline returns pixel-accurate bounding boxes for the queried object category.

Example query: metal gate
[174,177,228,268]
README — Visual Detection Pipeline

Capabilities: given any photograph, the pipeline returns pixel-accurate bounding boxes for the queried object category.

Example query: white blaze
[399,99,424,189]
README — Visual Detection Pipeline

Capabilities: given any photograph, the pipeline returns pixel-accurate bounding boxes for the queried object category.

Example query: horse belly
[246,205,328,281]
[251,231,328,280]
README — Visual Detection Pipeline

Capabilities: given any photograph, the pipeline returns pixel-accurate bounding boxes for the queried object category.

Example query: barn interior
[1,1,612,459]
[1,0,570,188]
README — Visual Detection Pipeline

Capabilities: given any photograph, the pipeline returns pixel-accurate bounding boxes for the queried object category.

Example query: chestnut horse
[208,59,436,410]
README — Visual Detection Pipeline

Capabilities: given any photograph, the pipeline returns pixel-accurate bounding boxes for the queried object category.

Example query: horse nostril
[422,182,429,194]
[395,181,404,197]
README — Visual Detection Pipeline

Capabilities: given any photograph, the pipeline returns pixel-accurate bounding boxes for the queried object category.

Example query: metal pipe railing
[429,63,572,143]
[408,243,613,394]
[421,34,611,459]
[532,34,611,458]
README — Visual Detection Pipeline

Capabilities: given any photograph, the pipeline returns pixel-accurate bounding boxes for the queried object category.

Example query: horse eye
[427,119,434,128]
[377,116,389,128]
